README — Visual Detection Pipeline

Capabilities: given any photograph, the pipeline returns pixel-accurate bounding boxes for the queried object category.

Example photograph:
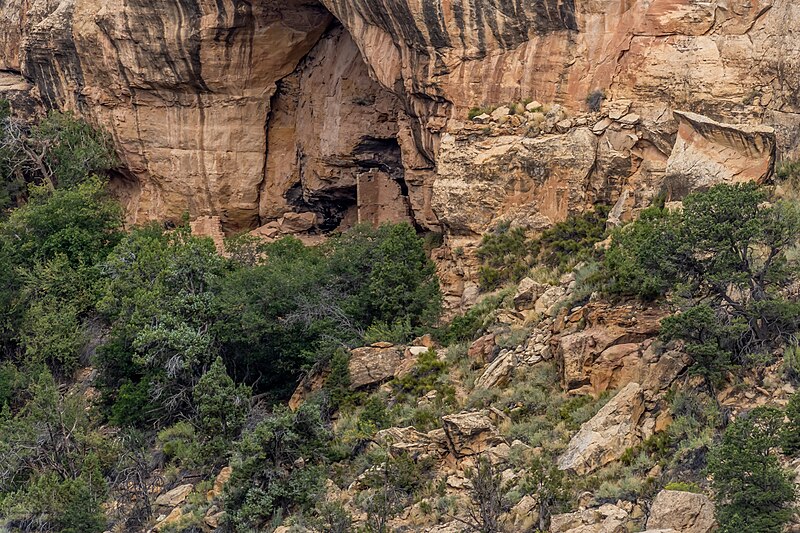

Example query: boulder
[550,503,630,533]
[514,277,545,310]
[375,426,448,458]
[607,101,631,121]
[468,333,498,366]
[155,483,193,508]
[348,344,406,389]
[278,211,318,233]
[534,286,567,316]
[441,410,507,458]
[474,350,518,389]
[618,113,640,125]
[557,383,650,475]
[491,106,511,120]
[208,466,232,500]
[205,508,226,529]
[288,364,330,410]
[664,110,775,196]
[525,101,542,112]
[155,507,183,530]
[556,118,574,133]
[646,489,716,533]
[592,118,613,135]
[557,303,667,395]
[503,494,540,531]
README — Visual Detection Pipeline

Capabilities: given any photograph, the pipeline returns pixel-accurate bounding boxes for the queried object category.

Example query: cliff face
[1,0,798,234]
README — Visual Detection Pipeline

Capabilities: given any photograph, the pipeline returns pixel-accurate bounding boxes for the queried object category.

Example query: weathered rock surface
[550,503,631,533]
[375,426,448,459]
[513,277,546,311]
[664,111,776,196]
[474,350,517,389]
[467,333,497,366]
[348,343,407,390]
[154,483,193,508]
[3,0,797,237]
[556,302,671,395]
[441,410,507,458]
[646,489,717,533]
[557,383,651,475]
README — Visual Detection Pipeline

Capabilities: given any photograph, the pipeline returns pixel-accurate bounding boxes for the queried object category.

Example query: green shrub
[325,349,355,412]
[98,224,225,421]
[0,371,110,532]
[708,406,795,533]
[0,362,21,409]
[660,305,738,393]
[607,184,800,376]
[193,357,251,461]
[532,206,608,269]
[664,388,721,470]
[224,402,332,531]
[109,379,153,427]
[782,338,800,383]
[312,501,352,533]
[358,396,392,432]
[442,289,510,344]
[364,317,414,345]
[776,160,800,188]
[20,299,86,373]
[392,349,447,397]
[782,392,800,456]
[157,421,201,468]
[0,108,116,209]
[520,456,571,530]
[215,223,442,398]
[468,106,494,120]
[664,481,702,493]
[476,222,531,290]
[603,206,680,299]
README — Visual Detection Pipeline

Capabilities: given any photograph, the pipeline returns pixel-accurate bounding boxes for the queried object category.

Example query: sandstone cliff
[1,0,797,236]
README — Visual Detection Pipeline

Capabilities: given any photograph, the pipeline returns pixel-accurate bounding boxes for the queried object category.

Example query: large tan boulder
[154,483,193,508]
[646,489,717,533]
[375,426,448,458]
[557,303,667,395]
[474,351,517,389]
[550,503,630,533]
[664,111,776,197]
[348,343,407,389]
[441,410,507,458]
[514,278,546,310]
[557,383,650,475]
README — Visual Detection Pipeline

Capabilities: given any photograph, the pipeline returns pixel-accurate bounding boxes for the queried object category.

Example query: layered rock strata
[1,0,797,235]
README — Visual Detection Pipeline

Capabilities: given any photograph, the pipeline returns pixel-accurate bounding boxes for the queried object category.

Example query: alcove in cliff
[258,22,414,235]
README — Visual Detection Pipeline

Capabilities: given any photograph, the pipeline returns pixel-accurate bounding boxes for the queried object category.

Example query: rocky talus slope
[140,272,799,532]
